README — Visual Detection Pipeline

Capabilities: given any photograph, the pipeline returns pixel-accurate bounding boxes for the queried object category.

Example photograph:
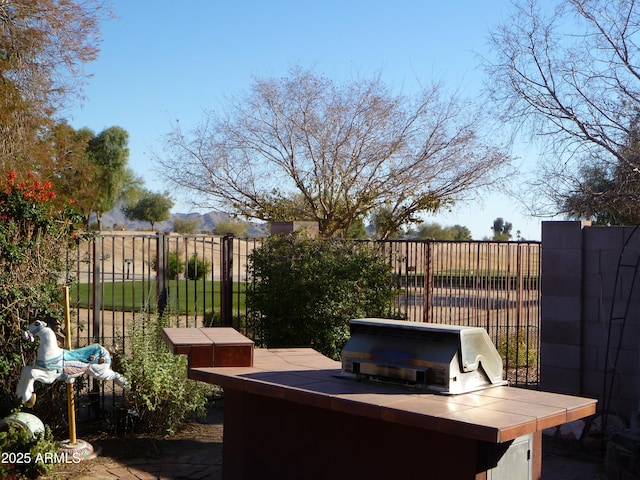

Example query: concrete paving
[542,437,605,479]
[47,438,604,480]
[55,455,222,480]
[45,398,606,480]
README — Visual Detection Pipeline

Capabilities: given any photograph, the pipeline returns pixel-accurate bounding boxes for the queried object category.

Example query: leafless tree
[157,67,511,238]
[486,0,640,220]
[0,0,110,169]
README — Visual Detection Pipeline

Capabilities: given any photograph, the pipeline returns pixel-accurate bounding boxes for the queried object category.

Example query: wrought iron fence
[376,240,541,387]
[67,234,541,415]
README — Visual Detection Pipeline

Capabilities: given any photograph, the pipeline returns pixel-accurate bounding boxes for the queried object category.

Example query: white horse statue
[16,319,127,407]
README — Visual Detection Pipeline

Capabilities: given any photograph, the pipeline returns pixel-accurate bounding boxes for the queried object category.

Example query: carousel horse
[16,319,127,407]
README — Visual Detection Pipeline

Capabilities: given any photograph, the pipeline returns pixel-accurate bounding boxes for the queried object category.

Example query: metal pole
[220,234,234,326]
[63,286,77,445]
[424,241,433,323]
[156,233,168,316]
[92,239,101,343]
[91,239,101,415]
[59,285,95,459]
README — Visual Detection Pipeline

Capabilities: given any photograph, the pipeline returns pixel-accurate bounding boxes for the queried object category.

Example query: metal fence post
[423,241,433,323]
[90,238,101,415]
[91,238,101,343]
[156,232,168,316]
[221,234,234,326]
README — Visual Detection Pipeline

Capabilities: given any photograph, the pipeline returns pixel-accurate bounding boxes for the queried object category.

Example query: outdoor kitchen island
[162,326,597,480]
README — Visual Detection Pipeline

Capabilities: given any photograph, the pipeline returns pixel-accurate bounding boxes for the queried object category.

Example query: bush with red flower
[0,171,87,420]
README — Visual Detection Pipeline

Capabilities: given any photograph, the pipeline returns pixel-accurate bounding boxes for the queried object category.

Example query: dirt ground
[46,397,224,479]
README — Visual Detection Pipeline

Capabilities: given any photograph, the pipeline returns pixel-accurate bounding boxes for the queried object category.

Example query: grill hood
[340,318,508,394]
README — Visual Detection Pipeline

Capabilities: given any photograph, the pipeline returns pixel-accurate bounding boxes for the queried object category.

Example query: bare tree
[157,67,511,238]
[486,0,640,220]
[0,0,110,169]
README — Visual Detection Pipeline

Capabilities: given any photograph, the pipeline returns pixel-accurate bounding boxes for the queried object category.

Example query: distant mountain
[98,209,268,237]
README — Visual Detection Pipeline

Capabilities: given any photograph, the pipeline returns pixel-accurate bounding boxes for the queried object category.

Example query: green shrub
[173,217,200,234]
[214,218,248,236]
[247,232,398,360]
[0,172,86,418]
[497,328,538,368]
[149,251,185,280]
[186,255,210,280]
[120,313,213,435]
[168,252,185,279]
[0,424,57,479]
[202,310,247,333]
[202,310,220,327]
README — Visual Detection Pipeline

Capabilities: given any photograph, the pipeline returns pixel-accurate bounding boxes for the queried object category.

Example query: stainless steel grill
[341,318,508,394]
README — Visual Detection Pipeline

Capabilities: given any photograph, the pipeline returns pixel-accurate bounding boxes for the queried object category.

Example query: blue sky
[66,1,544,240]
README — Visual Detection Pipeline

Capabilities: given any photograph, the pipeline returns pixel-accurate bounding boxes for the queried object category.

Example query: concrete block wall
[270,221,319,237]
[541,221,640,421]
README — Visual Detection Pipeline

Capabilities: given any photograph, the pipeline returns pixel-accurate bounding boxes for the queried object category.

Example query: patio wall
[541,220,640,421]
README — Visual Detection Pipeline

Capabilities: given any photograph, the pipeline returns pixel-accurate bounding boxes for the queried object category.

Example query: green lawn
[72,279,247,314]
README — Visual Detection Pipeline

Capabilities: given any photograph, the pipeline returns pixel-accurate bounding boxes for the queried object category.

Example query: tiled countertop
[186,348,597,444]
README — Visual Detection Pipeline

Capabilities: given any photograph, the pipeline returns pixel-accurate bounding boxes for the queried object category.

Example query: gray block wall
[541,221,640,420]
[270,221,319,237]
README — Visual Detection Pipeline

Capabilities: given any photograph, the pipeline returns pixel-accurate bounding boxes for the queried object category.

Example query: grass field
[72,279,247,314]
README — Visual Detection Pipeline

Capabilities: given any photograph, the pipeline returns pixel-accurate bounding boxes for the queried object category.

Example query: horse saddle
[63,344,107,365]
